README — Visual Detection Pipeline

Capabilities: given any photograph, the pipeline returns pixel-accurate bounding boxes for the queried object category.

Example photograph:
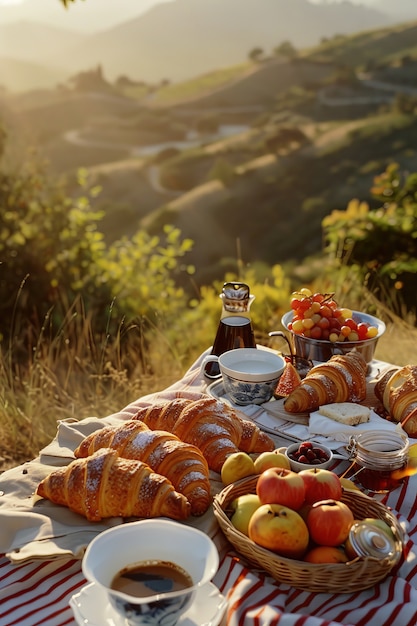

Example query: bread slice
[318,402,370,425]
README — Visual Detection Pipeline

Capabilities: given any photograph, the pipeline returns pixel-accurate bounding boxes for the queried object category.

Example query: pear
[230,494,262,536]
[220,452,255,486]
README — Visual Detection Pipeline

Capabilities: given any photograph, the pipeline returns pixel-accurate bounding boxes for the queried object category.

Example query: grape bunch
[287,441,330,466]
[289,288,378,343]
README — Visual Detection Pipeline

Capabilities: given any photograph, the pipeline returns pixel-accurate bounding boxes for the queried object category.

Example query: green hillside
[304,20,417,68]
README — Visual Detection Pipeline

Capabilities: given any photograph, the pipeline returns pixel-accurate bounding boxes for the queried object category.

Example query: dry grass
[0,316,186,471]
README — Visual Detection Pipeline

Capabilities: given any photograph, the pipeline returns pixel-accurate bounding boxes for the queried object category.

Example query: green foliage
[0,165,109,335]
[0,123,6,160]
[98,225,194,322]
[273,41,298,59]
[208,158,236,186]
[248,47,264,63]
[322,163,417,314]
[0,163,195,369]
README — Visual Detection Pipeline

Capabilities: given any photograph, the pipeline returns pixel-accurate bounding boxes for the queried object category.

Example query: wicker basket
[213,475,404,593]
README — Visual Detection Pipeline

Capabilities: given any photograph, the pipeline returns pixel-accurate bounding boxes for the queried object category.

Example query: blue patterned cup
[82,519,219,626]
[202,347,285,405]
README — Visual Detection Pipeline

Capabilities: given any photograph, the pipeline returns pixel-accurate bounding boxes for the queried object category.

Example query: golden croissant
[36,448,191,522]
[132,397,275,473]
[74,420,211,516]
[374,365,417,437]
[284,350,367,414]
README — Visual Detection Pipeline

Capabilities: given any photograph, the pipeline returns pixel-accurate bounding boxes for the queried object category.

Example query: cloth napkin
[308,407,401,443]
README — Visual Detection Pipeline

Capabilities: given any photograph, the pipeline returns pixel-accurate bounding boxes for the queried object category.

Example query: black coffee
[110,560,193,598]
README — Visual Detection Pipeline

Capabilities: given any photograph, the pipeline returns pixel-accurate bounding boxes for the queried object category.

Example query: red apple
[256,467,306,510]
[298,468,342,505]
[304,545,349,564]
[248,503,309,559]
[307,499,354,546]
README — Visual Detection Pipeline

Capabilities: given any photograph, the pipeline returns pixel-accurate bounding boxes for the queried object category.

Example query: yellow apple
[409,443,417,458]
[254,451,290,473]
[248,503,309,558]
[230,494,262,536]
[362,517,395,540]
[340,477,361,492]
[221,452,256,485]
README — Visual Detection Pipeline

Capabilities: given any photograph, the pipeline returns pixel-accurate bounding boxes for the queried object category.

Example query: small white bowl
[82,519,219,626]
[285,441,333,472]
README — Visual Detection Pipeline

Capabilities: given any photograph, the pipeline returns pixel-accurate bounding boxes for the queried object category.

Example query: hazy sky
[0,0,176,32]
[0,0,380,6]
[0,0,396,34]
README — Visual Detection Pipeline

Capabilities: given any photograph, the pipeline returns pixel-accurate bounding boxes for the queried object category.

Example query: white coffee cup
[202,347,285,405]
[82,519,219,626]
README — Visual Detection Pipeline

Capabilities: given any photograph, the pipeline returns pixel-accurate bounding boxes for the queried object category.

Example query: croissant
[284,350,367,414]
[132,397,274,473]
[74,420,211,516]
[374,365,417,436]
[36,448,191,522]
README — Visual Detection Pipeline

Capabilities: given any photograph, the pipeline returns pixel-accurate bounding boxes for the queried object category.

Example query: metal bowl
[281,310,385,363]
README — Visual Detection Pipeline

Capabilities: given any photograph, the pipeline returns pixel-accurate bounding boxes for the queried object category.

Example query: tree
[0,123,6,160]
[273,41,297,60]
[69,65,114,93]
[322,164,417,315]
[248,47,264,63]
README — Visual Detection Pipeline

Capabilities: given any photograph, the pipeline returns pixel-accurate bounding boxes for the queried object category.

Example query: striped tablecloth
[1,352,417,626]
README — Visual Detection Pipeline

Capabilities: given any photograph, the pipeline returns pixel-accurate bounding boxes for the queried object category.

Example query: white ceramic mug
[82,519,219,626]
[202,347,285,405]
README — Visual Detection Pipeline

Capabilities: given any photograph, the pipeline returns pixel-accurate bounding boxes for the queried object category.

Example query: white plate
[70,580,227,626]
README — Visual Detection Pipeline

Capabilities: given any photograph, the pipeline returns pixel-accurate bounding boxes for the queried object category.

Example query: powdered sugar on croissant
[374,365,417,436]
[132,397,274,473]
[284,350,367,414]
[36,448,191,522]
[74,420,211,516]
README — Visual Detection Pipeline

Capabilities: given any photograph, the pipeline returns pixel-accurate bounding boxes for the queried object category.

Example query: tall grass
[0,302,186,469]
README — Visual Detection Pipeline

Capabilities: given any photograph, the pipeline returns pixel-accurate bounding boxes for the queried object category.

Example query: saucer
[206,380,234,406]
[70,580,227,626]
[207,379,275,408]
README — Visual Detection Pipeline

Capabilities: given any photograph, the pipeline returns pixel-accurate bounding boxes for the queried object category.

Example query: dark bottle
[204,282,256,380]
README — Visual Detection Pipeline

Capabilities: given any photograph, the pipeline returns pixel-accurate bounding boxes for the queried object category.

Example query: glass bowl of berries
[285,441,333,472]
[281,289,385,363]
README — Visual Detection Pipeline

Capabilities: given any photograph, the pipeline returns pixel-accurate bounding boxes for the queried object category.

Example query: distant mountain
[0,0,173,33]
[0,0,395,90]
[54,0,393,82]
[374,0,417,21]
[0,57,69,92]
[0,20,85,63]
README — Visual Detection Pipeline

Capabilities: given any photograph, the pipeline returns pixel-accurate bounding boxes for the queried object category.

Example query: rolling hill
[3,13,417,287]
